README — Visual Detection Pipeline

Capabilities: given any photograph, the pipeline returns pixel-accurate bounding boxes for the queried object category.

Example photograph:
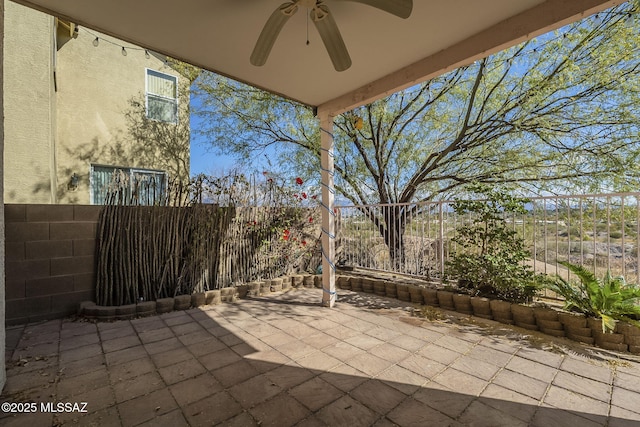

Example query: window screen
[90,164,167,205]
[146,69,178,123]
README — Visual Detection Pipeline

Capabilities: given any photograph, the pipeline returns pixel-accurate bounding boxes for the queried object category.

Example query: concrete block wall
[5,204,102,325]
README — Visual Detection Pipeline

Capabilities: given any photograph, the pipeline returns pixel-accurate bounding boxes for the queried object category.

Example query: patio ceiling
[11,0,623,115]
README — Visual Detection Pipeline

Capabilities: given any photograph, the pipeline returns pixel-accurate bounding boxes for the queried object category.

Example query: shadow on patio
[2,288,640,426]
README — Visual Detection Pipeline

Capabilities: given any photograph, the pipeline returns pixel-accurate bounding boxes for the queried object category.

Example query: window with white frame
[90,164,168,205]
[146,69,178,123]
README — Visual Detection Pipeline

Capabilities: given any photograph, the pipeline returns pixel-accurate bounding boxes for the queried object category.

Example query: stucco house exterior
[3,0,191,205]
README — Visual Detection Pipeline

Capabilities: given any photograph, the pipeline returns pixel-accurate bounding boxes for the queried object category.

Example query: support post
[319,111,336,307]
[1,0,7,391]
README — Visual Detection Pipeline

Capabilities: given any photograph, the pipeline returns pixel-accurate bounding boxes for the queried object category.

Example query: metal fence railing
[336,192,640,286]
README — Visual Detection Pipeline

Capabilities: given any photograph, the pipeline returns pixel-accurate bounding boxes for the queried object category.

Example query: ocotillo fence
[95,204,322,306]
[95,172,322,306]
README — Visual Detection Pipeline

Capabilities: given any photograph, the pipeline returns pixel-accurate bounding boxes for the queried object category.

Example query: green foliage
[546,261,640,332]
[446,184,540,303]
[166,58,201,83]
[609,231,623,239]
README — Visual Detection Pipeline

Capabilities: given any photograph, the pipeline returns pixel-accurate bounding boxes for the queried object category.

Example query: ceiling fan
[250,0,413,72]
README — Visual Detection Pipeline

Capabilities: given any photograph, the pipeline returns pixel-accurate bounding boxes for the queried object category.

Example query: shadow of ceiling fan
[250,0,413,72]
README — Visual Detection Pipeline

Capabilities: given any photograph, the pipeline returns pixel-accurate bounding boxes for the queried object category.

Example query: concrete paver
[479,383,540,423]
[2,287,640,426]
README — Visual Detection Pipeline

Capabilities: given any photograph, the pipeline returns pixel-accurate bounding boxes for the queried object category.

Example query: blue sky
[188,88,281,178]
[189,92,243,177]
[189,119,274,177]
[189,123,231,176]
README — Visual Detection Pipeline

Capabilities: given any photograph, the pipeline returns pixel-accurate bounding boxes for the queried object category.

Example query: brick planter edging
[79,288,237,321]
[337,274,640,355]
[77,274,322,321]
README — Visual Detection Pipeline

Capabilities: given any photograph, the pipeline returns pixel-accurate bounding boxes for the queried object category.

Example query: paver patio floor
[2,288,640,426]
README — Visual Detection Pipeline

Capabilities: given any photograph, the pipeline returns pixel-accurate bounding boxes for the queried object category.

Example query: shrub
[446,184,541,303]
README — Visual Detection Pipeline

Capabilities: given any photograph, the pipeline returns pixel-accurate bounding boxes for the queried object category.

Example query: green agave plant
[546,261,640,333]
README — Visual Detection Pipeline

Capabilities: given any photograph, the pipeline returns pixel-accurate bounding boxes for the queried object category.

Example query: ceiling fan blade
[250,2,298,67]
[311,5,352,72]
[341,0,413,19]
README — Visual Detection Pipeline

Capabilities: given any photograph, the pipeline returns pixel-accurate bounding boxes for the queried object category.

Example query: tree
[193,3,640,268]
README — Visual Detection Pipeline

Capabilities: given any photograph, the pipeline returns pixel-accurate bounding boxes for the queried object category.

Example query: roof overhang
[11,0,625,115]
